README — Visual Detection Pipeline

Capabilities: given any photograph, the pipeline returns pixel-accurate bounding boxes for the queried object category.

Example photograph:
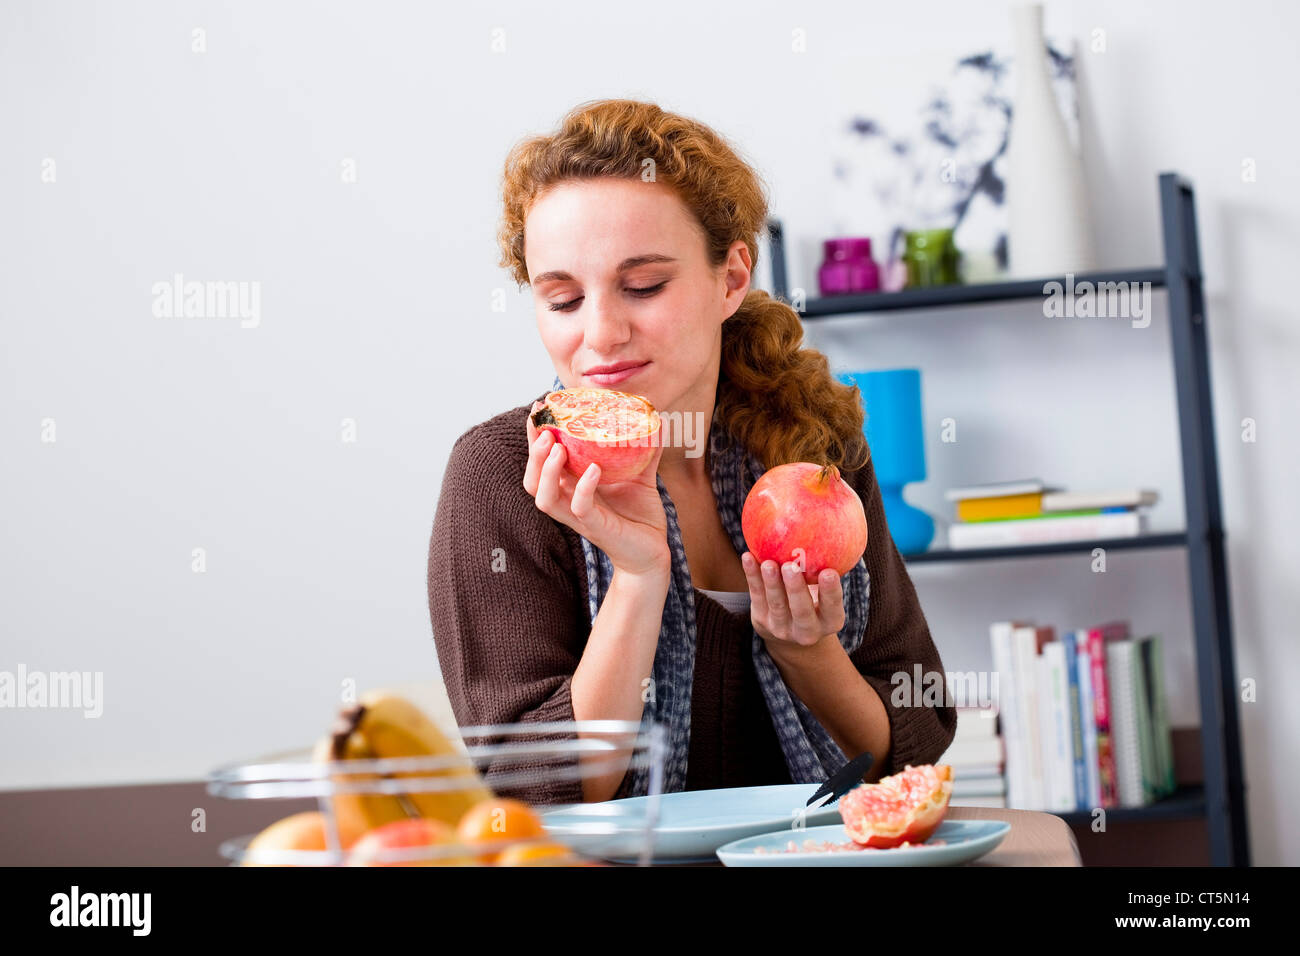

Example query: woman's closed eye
[548,281,668,312]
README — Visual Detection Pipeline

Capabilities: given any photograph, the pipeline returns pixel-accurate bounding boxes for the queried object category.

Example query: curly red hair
[497,98,869,474]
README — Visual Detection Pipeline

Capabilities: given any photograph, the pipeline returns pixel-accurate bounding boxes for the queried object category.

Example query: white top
[698,588,751,615]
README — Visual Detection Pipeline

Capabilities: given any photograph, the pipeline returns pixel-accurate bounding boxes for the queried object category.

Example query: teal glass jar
[902,228,961,288]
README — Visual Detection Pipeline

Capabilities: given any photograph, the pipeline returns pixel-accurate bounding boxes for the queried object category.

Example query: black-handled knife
[806,750,876,808]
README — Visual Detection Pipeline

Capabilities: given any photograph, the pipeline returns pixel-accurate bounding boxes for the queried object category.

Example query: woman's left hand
[741,552,846,650]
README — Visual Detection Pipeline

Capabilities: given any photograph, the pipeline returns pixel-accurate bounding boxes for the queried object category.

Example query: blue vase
[836,369,935,555]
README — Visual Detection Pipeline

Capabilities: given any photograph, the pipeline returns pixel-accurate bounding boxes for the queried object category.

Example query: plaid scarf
[546,376,871,795]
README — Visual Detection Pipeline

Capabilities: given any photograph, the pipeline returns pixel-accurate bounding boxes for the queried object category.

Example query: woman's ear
[725,240,753,298]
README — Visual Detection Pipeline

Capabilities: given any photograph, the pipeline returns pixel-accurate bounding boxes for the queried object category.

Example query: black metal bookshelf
[1053,784,1208,827]
[798,268,1168,317]
[903,532,1189,565]
[767,172,1249,866]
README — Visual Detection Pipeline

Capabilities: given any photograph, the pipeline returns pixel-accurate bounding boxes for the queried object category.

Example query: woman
[429,98,955,805]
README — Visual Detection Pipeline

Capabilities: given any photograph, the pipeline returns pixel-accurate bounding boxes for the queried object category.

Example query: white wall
[2,0,1295,864]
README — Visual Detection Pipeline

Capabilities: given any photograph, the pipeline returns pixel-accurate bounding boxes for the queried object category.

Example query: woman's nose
[583,299,632,352]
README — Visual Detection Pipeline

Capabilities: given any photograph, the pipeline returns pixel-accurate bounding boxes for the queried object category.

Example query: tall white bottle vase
[1005,3,1096,278]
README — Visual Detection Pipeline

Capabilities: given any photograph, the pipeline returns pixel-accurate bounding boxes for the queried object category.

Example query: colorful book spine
[956,492,1044,522]
[1062,630,1089,812]
[1034,649,1053,810]
[1106,639,1145,807]
[960,507,1109,523]
[1131,636,1158,805]
[1075,639,1101,809]
[1087,624,1125,808]
[1145,635,1176,797]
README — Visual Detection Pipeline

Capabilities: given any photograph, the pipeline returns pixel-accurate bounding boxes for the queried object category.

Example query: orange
[455,797,548,864]
[495,841,582,867]
[243,811,330,866]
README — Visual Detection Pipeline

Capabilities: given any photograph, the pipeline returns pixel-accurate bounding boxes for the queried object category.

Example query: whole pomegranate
[741,462,868,585]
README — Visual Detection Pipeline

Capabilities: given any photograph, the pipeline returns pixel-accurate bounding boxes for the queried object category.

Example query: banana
[352,690,494,826]
[312,711,414,849]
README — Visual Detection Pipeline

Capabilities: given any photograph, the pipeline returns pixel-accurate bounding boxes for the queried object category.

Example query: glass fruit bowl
[207,719,667,867]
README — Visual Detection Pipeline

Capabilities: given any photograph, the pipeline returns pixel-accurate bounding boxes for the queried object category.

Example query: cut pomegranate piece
[531,387,661,482]
[838,764,954,849]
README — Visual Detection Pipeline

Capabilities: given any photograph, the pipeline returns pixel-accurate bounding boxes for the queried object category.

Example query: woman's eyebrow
[532,254,677,285]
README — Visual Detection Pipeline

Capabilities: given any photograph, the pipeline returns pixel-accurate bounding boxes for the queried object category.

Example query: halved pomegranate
[530,387,661,482]
[838,764,954,849]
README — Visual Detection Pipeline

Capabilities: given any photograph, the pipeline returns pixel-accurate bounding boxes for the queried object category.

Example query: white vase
[1005,2,1096,278]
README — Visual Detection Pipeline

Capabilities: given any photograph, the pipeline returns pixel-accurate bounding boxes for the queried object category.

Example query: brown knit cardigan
[427,394,957,805]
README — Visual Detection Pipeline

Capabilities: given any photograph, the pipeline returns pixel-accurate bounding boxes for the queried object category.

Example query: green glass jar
[902,228,961,288]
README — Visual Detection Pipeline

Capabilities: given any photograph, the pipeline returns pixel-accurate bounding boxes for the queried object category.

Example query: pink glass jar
[818,238,881,295]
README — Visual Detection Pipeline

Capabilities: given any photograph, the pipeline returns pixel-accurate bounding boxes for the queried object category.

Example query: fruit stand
[207,698,666,867]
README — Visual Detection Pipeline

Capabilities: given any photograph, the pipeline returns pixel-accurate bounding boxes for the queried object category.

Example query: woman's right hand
[524,400,671,578]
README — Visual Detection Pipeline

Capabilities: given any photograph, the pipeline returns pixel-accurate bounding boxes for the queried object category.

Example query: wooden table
[945,806,1081,866]
[0,783,1079,866]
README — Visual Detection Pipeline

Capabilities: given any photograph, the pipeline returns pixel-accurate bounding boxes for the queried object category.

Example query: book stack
[945,479,1158,549]
[938,706,1007,808]
[989,620,1176,812]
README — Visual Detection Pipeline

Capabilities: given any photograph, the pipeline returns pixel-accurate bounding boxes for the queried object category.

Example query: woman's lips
[586,362,649,386]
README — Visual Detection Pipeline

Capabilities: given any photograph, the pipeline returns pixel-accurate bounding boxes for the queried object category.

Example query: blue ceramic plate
[715,819,1011,867]
[541,784,845,863]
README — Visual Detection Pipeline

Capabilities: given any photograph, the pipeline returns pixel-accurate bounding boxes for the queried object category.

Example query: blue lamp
[836,369,935,555]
